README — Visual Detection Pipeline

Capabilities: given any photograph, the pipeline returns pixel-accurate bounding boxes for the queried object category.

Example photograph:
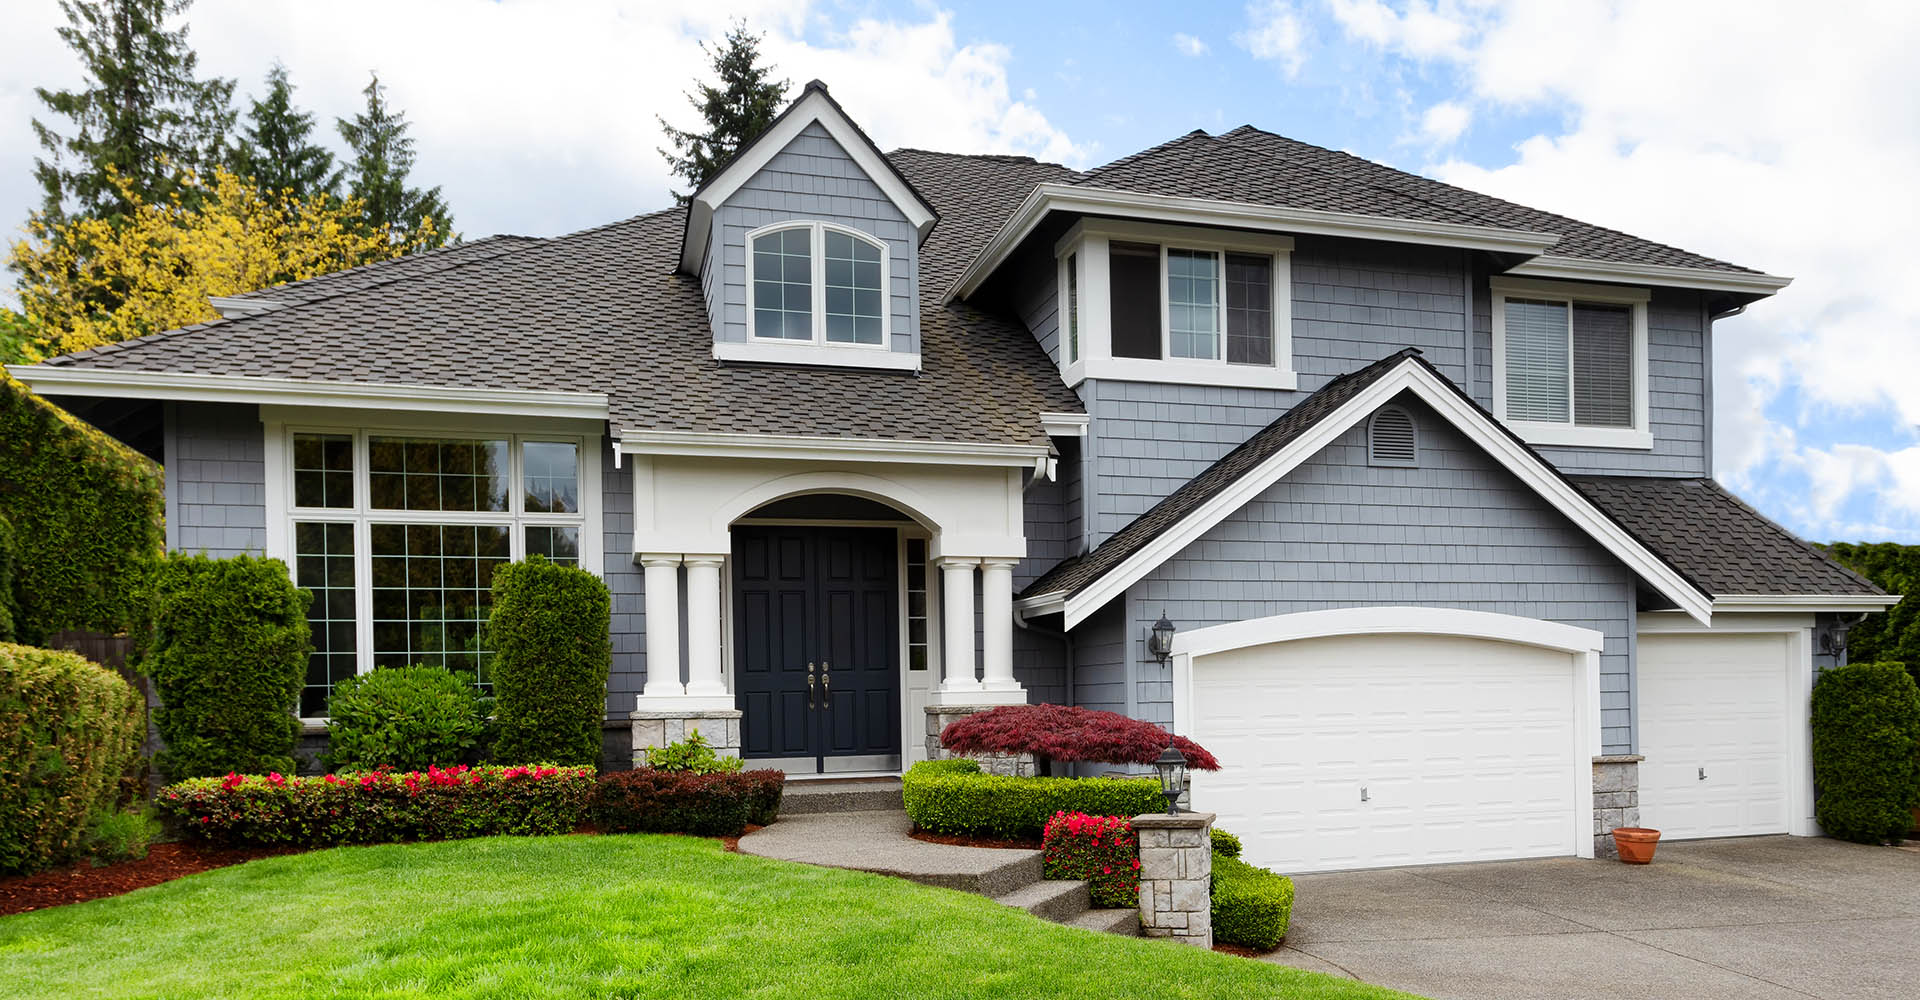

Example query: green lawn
[0,834,1418,999]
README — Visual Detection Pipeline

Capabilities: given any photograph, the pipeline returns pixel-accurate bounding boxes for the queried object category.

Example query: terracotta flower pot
[1613,827,1661,864]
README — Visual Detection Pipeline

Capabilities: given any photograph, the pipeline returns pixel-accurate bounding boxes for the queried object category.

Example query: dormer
[679,81,938,372]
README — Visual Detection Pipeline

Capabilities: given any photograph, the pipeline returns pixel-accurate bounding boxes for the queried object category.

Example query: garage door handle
[1698,767,1707,781]
[1360,786,1369,803]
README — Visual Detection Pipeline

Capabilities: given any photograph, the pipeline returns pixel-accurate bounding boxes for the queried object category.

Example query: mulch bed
[0,841,306,916]
[908,829,1042,850]
[1213,941,1282,958]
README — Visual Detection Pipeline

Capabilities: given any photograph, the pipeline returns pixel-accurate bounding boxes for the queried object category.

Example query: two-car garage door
[1190,630,1583,874]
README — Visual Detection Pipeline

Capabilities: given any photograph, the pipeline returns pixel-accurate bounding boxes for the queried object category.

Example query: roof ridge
[1075,129,1219,183]
[227,233,545,302]
[887,147,1071,171]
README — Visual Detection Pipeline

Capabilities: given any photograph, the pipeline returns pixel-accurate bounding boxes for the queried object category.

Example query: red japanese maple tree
[938,703,1220,771]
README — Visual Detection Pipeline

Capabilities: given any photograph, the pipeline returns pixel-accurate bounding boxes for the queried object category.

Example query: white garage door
[1191,633,1580,873]
[1637,633,1791,839]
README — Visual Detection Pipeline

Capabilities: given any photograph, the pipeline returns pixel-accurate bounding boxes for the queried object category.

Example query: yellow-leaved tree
[8,165,435,359]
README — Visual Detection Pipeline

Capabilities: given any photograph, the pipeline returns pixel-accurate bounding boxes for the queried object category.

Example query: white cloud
[1236,1,1308,76]
[1172,33,1210,57]
[1327,0,1472,60]
[1417,100,1470,144]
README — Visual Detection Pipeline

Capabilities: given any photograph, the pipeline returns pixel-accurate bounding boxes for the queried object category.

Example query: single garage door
[1637,632,1791,839]
[1191,633,1580,873]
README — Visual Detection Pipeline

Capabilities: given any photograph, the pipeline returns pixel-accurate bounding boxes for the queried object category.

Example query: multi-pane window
[748,222,888,347]
[1065,252,1080,364]
[1225,254,1273,366]
[1106,241,1278,366]
[286,430,589,716]
[905,537,930,672]
[1167,249,1220,360]
[1503,297,1636,429]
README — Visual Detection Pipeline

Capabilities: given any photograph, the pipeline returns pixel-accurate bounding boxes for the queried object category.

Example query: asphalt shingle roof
[1570,476,1884,598]
[222,235,546,307]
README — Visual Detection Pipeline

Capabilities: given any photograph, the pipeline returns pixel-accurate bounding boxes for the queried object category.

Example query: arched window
[747,222,888,347]
[1368,405,1418,467]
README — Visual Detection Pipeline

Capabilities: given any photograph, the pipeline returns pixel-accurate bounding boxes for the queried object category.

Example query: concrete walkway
[739,809,1043,896]
[1263,836,1920,1000]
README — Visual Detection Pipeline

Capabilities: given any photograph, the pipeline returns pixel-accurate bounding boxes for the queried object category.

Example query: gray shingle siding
[708,122,920,354]
[1068,597,1128,715]
[602,446,645,718]
[166,402,266,556]
[1126,396,1639,754]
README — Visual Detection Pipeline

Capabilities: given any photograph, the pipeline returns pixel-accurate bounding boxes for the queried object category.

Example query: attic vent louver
[1368,406,1418,467]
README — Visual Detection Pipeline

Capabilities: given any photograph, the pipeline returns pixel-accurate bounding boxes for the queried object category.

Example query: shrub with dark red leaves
[590,768,785,836]
[1043,811,1140,908]
[939,704,1220,770]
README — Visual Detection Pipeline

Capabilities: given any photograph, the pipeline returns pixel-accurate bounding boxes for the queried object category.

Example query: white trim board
[1027,354,1714,628]
[9,365,612,420]
[1507,256,1791,296]
[614,428,1048,469]
[1713,594,1901,613]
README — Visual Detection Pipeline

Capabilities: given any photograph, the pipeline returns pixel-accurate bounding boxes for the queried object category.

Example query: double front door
[733,525,901,774]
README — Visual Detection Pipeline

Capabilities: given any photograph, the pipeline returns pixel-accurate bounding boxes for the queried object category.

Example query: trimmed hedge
[0,514,17,642]
[140,553,310,780]
[1212,854,1296,951]
[1824,543,1920,691]
[323,665,490,772]
[1811,661,1920,843]
[902,758,1164,839]
[1042,811,1140,907]
[0,373,165,644]
[489,556,610,767]
[159,764,596,846]
[590,768,785,836]
[0,644,144,874]
[1210,827,1243,858]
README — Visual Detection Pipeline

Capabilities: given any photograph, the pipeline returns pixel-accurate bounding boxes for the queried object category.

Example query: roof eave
[9,365,612,421]
[1505,255,1792,298]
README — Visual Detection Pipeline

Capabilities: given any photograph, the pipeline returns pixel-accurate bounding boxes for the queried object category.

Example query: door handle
[807,662,816,710]
[821,661,830,706]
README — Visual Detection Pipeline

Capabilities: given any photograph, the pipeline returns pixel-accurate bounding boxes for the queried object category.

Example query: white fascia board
[1059,358,1715,629]
[615,428,1048,468]
[1505,256,1792,297]
[207,296,286,318]
[1014,592,1066,615]
[1713,594,1903,613]
[8,365,612,420]
[680,89,937,274]
[947,183,1562,301]
[1039,411,1090,438]
[713,340,920,371]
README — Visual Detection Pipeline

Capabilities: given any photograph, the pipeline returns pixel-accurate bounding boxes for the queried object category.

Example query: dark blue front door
[733,525,900,773]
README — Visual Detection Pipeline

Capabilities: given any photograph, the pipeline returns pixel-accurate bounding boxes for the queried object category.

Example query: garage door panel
[1192,633,1579,874]
[1637,633,1791,840]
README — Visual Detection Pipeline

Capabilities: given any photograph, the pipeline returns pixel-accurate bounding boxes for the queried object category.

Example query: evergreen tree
[31,0,236,221]
[658,21,790,202]
[337,73,453,251]
[229,64,339,201]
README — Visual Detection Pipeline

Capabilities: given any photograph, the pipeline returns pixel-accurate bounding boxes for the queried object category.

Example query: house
[10,81,1895,874]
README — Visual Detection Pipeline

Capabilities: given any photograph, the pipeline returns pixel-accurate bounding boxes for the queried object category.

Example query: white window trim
[1491,275,1652,450]
[741,220,892,349]
[262,412,603,723]
[1054,219,1297,392]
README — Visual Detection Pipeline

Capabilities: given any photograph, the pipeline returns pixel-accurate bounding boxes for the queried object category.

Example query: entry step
[780,778,904,815]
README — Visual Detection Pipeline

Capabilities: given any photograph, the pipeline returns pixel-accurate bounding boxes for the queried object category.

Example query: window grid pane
[292,433,354,509]
[1224,253,1273,366]
[522,441,580,513]
[1167,249,1220,360]
[370,522,510,689]
[752,227,813,341]
[295,521,356,716]
[525,524,581,567]
[823,229,885,345]
[1572,303,1634,428]
[369,436,509,512]
[1505,298,1571,422]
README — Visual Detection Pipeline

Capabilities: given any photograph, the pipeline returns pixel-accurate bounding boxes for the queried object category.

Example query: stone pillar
[1593,754,1644,857]
[937,557,981,697]
[682,555,730,704]
[638,554,682,701]
[1134,811,1214,948]
[631,709,743,766]
[978,559,1020,694]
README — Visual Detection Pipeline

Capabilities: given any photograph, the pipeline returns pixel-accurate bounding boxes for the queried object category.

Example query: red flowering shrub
[158,763,596,847]
[939,704,1220,770]
[1043,811,1140,908]
[590,768,785,836]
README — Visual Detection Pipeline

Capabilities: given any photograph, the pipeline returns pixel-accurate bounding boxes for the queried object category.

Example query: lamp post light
[1154,745,1189,815]
[1149,612,1177,665]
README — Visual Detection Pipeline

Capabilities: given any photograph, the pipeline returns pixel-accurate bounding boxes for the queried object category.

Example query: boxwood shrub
[140,553,310,780]
[323,665,490,772]
[489,556,611,767]
[1811,660,1920,842]
[590,768,785,836]
[1212,854,1296,951]
[159,764,596,846]
[902,758,1163,839]
[1210,827,1243,858]
[0,643,145,874]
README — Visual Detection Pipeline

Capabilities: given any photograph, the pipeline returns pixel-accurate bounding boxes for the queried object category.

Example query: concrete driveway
[1263,837,1920,1000]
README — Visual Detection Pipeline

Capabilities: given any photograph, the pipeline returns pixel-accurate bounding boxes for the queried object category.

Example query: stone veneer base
[1134,811,1214,948]
[1593,754,1644,858]
[923,705,1037,776]
[631,709,743,766]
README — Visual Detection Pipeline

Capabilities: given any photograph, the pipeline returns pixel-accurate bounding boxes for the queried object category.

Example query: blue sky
[4,0,1918,544]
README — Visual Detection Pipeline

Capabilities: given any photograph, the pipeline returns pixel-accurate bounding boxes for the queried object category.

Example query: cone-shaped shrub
[489,556,610,767]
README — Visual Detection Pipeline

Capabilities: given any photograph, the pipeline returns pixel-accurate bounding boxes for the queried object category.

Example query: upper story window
[1054,220,1296,391]
[747,221,888,348]
[1491,276,1651,450]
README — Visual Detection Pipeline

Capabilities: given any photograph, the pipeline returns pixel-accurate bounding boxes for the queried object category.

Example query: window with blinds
[1502,296,1635,430]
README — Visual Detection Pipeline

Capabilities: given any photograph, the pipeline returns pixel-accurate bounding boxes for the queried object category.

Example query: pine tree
[229,64,340,201]
[337,73,453,251]
[658,21,790,202]
[31,0,236,221]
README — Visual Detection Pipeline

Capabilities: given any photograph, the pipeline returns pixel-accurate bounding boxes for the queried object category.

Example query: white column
[682,555,730,705]
[938,557,981,695]
[979,559,1021,694]
[638,554,682,702]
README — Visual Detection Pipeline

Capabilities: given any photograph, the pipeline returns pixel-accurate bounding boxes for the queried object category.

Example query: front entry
[733,525,902,774]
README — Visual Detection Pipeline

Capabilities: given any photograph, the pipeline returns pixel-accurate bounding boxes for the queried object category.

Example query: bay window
[1491,277,1651,450]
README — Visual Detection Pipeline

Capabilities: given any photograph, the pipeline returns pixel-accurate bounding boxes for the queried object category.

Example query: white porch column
[682,555,731,706]
[638,554,683,701]
[938,557,981,695]
[979,559,1021,694]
